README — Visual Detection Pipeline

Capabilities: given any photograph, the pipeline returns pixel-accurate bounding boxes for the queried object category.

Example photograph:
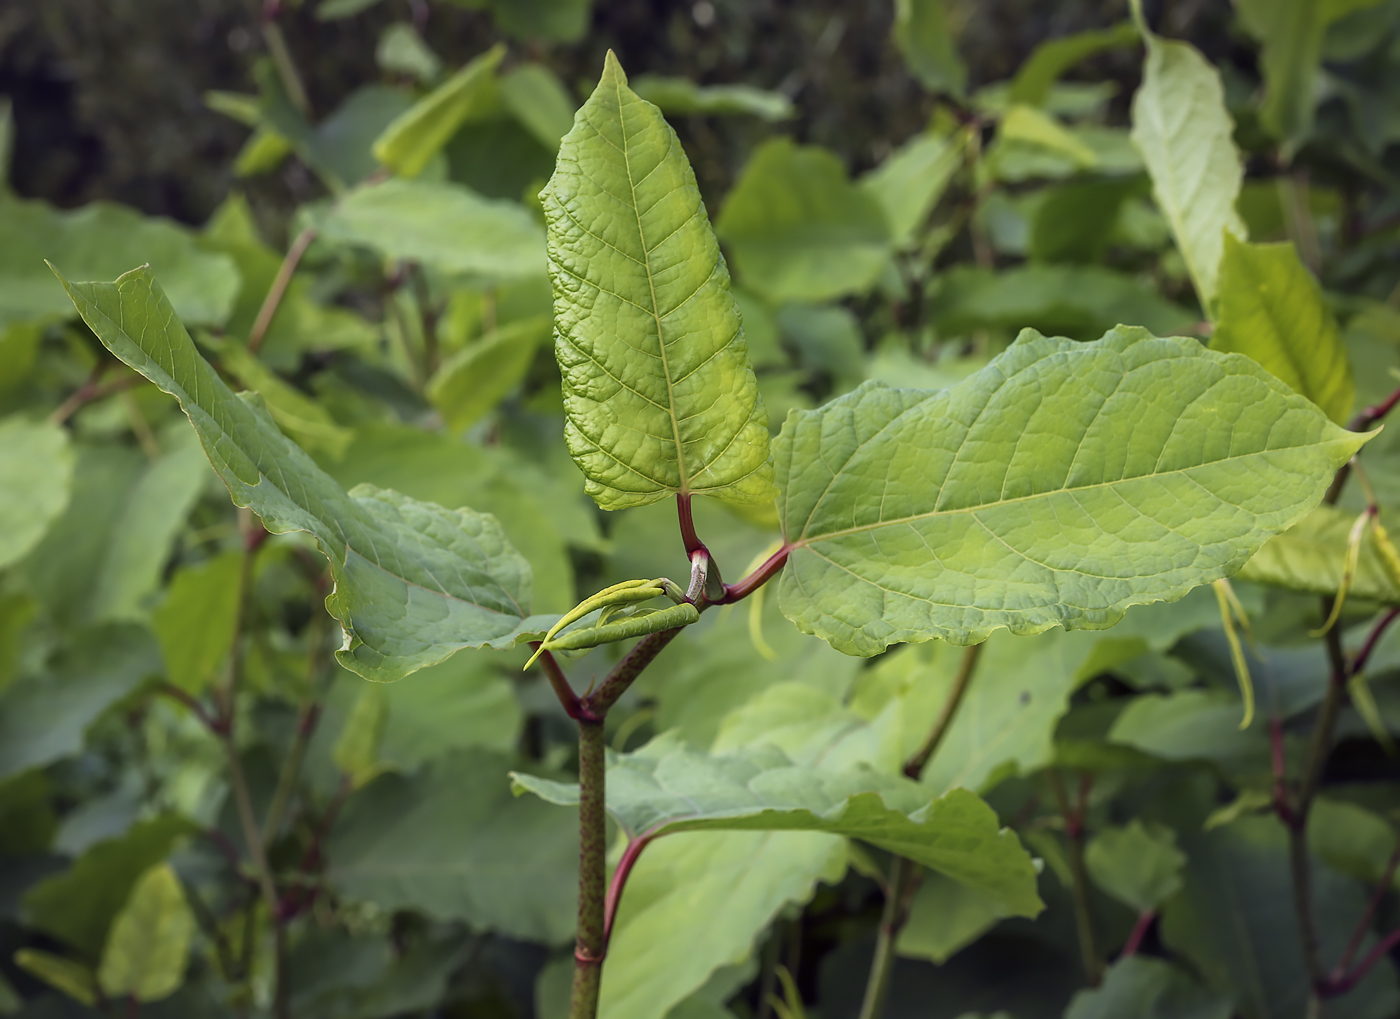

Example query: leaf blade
[542,52,775,510]
[54,265,553,683]
[774,326,1371,656]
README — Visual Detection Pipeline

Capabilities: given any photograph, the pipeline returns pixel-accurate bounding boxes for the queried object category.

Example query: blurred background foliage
[5,0,1400,1018]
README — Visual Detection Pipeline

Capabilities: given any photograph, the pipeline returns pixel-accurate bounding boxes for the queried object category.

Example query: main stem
[570,717,608,1018]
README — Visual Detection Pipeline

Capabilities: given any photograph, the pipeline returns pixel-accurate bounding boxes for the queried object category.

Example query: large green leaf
[512,736,1041,915]
[716,137,893,304]
[55,266,554,682]
[1129,27,1246,312]
[1211,234,1353,423]
[773,326,1368,656]
[97,863,193,1003]
[326,749,577,943]
[316,178,546,282]
[24,814,195,959]
[1238,506,1400,602]
[541,52,775,510]
[0,416,73,571]
[1,196,238,328]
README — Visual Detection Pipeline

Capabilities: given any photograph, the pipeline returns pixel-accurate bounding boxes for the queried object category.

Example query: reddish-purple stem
[1353,608,1400,678]
[155,682,226,735]
[1270,715,1296,828]
[603,833,657,943]
[534,645,585,720]
[676,494,706,558]
[1334,842,1400,979]
[720,545,792,604]
[1121,910,1156,958]
[1324,928,1400,997]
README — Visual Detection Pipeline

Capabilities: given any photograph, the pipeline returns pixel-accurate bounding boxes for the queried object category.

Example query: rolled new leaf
[773,326,1373,656]
[542,52,775,510]
[543,603,699,653]
[53,265,557,682]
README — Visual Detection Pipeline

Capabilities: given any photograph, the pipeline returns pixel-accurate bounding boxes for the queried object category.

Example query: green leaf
[1007,22,1141,108]
[372,44,504,177]
[859,130,965,250]
[1109,690,1265,771]
[853,628,1098,793]
[1162,818,1400,1018]
[1129,27,1246,312]
[0,625,161,782]
[716,137,893,304]
[1029,178,1143,265]
[333,685,388,788]
[998,105,1098,169]
[501,63,577,150]
[316,178,546,282]
[896,870,1012,964]
[0,195,239,329]
[542,52,776,510]
[97,863,194,1003]
[892,0,967,95]
[12,950,99,1007]
[214,337,353,457]
[376,23,442,84]
[1210,234,1354,423]
[512,737,1042,915]
[630,76,795,121]
[426,315,551,431]
[1065,956,1231,1019]
[773,326,1368,656]
[24,814,194,959]
[326,749,577,943]
[1308,798,1400,888]
[89,431,210,622]
[598,830,844,1019]
[0,416,73,571]
[446,0,591,43]
[1084,820,1186,912]
[1238,506,1400,603]
[152,553,242,694]
[55,266,555,682]
[321,423,585,614]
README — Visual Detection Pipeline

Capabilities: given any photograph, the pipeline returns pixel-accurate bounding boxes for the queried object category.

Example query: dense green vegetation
[4,1,1400,1018]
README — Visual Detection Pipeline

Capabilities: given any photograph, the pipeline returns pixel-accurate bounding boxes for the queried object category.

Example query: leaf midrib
[615,74,690,495]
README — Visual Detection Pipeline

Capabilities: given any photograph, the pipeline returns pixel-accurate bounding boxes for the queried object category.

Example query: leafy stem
[247,226,316,355]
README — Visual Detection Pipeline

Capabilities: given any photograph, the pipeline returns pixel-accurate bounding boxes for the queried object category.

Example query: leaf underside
[541,52,775,511]
[55,266,553,683]
[774,326,1370,656]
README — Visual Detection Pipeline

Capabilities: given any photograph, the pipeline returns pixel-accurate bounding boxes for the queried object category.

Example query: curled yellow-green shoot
[1213,578,1256,730]
[1312,508,1373,638]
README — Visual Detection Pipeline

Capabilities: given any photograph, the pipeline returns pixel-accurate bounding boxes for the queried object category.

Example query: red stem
[1352,608,1400,678]
[676,494,706,558]
[720,545,792,604]
[1271,715,1296,828]
[1324,928,1400,997]
[603,832,657,943]
[1334,841,1400,979]
[1121,910,1155,958]
[533,645,585,720]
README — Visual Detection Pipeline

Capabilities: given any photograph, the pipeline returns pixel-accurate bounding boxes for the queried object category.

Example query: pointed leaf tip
[602,49,627,84]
